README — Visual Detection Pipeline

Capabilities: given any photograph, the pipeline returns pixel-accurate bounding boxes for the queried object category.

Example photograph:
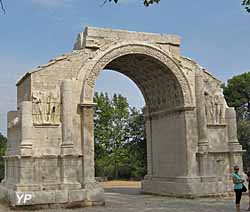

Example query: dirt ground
[101,180,141,188]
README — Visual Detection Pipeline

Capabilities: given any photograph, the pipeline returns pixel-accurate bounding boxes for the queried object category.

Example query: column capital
[197,143,209,153]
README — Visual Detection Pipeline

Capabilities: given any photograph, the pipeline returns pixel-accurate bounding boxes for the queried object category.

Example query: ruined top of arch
[73,26,181,56]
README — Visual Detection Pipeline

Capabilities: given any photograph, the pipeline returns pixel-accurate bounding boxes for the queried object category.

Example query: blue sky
[0,0,250,135]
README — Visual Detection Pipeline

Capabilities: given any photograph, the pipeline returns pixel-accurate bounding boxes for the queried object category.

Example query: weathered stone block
[68,189,86,202]
[55,190,68,203]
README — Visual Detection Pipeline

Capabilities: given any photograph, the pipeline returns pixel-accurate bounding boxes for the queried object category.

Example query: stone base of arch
[142,147,243,197]
[0,155,104,208]
[142,177,232,197]
[0,186,104,209]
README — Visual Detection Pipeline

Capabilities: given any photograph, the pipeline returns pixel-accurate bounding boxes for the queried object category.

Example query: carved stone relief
[204,91,225,124]
[104,54,183,113]
[32,87,60,125]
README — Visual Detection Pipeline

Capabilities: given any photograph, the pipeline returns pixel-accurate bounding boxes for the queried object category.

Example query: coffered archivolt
[77,42,194,109]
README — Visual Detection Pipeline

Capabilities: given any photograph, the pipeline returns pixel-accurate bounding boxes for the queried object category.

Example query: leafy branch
[243,0,250,12]
[105,0,160,7]
[107,0,250,12]
[0,0,5,14]
[1,0,249,15]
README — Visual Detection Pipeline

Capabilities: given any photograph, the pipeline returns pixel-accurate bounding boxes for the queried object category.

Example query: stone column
[195,71,209,176]
[226,108,239,146]
[60,80,81,189]
[20,101,33,156]
[80,103,96,185]
[80,103,104,203]
[61,80,74,155]
[143,107,153,180]
[225,107,243,172]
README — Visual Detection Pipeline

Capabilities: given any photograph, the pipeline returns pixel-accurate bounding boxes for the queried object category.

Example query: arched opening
[95,69,145,108]
[81,51,188,194]
[94,70,146,192]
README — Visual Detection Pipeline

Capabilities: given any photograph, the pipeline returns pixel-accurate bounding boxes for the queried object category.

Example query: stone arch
[78,42,197,198]
[1,27,244,208]
[77,42,193,108]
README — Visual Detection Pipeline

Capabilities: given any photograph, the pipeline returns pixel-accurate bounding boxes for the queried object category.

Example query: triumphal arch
[0,27,243,207]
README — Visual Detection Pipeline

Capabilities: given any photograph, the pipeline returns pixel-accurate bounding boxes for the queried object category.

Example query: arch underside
[105,54,184,114]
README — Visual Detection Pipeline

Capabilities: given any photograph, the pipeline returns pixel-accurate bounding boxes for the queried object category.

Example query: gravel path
[0,187,248,212]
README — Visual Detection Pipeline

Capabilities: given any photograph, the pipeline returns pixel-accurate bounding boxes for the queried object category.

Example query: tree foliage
[237,120,250,169]
[243,0,250,12]
[223,72,250,171]
[0,133,7,156]
[94,92,146,180]
[108,0,160,7]
[1,0,250,13]
[0,0,5,14]
[0,133,7,181]
[223,72,250,120]
[108,0,250,12]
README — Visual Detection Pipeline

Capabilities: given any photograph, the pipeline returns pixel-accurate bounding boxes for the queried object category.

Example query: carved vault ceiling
[105,54,184,113]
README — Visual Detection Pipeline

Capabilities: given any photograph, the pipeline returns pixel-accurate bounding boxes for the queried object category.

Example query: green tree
[0,0,5,14]
[243,0,250,12]
[223,72,250,120]
[237,120,250,169]
[107,0,160,7]
[1,1,250,13]
[0,133,7,156]
[94,92,113,178]
[126,107,146,179]
[94,92,146,180]
[108,0,250,12]
[223,72,250,171]
[106,93,130,179]
[0,133,7,180]
[0,133,7,157]
[94,92,131,179]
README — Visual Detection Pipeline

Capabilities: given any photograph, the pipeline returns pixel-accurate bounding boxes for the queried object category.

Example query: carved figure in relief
[46,89,59,123]
[32,89,60,125]
[32,91,46,124]
[204,91,214,123]
[214,91,225,123]
[204,91,225,124]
